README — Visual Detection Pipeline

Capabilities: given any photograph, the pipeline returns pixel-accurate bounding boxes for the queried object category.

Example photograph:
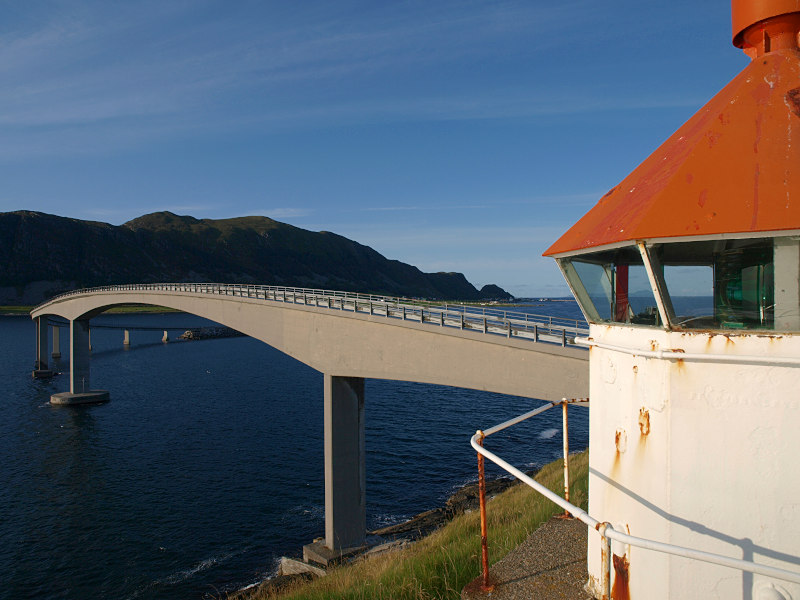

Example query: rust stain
[787,87,800,118]
[632,365,638,375]
[750,78,771,106]
[751,115,762,228]
[638,408,650,436]
[611,554,630,600]
[615,429,627,453]
[698,189,708,207]
[705,131,721,148]
[675,357,685,369]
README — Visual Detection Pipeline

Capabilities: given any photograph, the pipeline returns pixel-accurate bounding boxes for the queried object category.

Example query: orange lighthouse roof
[544,4,800,257]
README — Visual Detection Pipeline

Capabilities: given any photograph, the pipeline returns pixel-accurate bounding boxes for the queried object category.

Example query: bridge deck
[34,283,589,349]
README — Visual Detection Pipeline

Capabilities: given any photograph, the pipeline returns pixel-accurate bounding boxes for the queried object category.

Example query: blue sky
[0,1,749,296]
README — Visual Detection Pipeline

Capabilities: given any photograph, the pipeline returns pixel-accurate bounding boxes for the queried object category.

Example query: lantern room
[545,1,800,598]
[545,0,800,333]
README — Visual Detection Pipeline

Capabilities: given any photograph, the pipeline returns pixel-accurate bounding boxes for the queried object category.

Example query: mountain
[0,211,513,305]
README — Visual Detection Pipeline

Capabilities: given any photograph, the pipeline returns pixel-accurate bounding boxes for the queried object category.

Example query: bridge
[30,283,589,560]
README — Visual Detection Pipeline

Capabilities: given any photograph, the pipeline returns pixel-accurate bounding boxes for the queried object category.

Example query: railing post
[533,323,538,342]
[562,328,567,347]
[561,399,571,518]
[483,317,487,334]
[598,523,612,600]
[475,430,494,592]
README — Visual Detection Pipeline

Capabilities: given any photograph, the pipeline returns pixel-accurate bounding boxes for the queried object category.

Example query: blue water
[0,300,587,599]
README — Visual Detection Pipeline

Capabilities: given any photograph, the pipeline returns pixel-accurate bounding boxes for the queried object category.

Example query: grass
[235,450,589,600]
[0,306,33,315]
[102,304,182,314]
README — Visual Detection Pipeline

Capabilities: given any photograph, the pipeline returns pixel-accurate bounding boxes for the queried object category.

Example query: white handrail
[472,403,800,589]
[576,336,800,367]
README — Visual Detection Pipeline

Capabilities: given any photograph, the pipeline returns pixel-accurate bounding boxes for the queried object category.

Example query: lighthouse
[545,1,800,598]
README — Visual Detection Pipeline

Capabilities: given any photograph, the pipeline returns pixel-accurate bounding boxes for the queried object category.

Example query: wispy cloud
[83,204,219,223]
[0,0,707,160]
[255,208,313,220]
[365,203,491,212]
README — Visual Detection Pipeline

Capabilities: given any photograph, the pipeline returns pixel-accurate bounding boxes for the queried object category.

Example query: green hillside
[0,211,512,304]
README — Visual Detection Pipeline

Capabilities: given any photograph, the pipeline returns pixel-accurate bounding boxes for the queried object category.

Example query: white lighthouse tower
[545,1,800,598]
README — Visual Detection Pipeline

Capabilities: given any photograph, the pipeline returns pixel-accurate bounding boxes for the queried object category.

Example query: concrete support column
[324,374,366,551]
[162,330,169,343]
[35,317,48,371]
[123,329,130,346]
[52,326,61,359]
[70,319,91,394]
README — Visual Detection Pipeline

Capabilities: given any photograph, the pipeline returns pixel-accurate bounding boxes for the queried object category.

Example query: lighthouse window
[559,246,661,326]
[654,238,780,330]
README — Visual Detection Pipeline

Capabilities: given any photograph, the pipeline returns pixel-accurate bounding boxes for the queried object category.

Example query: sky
[0,0,750,297]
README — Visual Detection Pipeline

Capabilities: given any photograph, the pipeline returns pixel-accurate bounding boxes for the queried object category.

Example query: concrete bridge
[30,283,588,560]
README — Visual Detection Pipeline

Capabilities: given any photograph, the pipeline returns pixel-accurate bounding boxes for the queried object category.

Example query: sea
[0,300,588,600]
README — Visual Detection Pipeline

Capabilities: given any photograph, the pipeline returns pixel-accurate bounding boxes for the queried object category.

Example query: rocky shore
[370,472,530,540]
[240,471,537,598]
[179,326,244,341]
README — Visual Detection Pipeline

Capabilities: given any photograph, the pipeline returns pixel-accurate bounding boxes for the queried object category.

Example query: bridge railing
[33,283,589,348]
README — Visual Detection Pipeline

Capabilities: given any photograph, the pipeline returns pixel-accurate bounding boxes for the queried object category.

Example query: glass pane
[663,266,714,327]
[626,265,660,325]
[656,238,776,330]
[564,248,660,326]
[714,248,773,329]
[572,261,612,321]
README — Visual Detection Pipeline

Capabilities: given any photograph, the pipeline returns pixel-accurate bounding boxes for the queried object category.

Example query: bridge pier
[50,318,109,405]
[123,329,130,346]
[32,317,53,378]
[70,319,91,393]
[52,325,61,359]
[304,374,366,566]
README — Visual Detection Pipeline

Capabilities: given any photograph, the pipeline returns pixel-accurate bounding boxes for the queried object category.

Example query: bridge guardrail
[32,283,589,348]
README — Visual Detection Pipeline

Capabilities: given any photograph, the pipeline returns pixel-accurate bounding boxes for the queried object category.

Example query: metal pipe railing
[31,283,590,349]
[471,400,800,596]
[577,336,800,367]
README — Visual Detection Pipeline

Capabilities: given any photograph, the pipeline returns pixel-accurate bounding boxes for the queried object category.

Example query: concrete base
[50,390,110,406]
[279,557,327,578]
[32,369,55,379]
[302,540,366,568]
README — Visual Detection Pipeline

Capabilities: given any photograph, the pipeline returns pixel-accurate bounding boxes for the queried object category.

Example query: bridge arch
[32,286,588,400]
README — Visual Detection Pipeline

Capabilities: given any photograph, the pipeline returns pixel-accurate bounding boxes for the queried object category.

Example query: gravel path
[462,516,593,600]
